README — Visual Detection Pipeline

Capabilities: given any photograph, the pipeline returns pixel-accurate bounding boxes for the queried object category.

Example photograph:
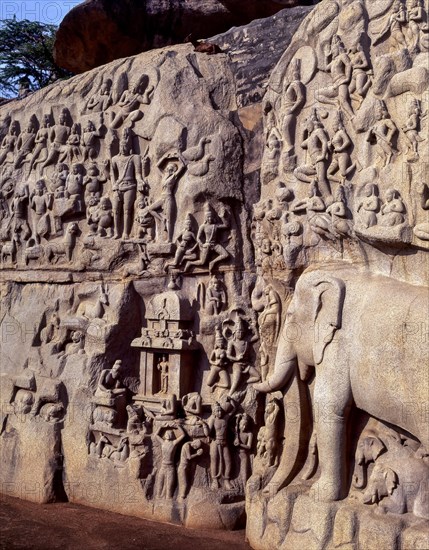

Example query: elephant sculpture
[353,434,386,489]
[363,457,429,519]
[254,267,429,502]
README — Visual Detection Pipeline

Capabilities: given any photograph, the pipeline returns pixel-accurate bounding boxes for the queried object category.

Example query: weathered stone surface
[0,0,428,546]
[247,0,429,547]
[0,5,315,527]
[54,0,314,74]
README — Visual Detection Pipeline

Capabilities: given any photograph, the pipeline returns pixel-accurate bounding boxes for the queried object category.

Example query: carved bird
[182,136,211,162]
[188,155,215,177]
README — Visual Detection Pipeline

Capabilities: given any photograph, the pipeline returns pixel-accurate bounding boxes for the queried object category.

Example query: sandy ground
[0,495,251,550]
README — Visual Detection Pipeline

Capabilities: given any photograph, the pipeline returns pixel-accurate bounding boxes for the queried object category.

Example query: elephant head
[353,435,386,489]
[363,464,399,505]
[254,272,345,393]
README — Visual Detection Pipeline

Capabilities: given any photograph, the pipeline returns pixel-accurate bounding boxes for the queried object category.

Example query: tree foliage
[0,18,72,97]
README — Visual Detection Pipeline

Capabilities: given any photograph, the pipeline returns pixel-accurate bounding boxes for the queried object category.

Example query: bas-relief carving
[0,51,242,276]
[248,1,429,548]
[0,41,259,528]
[0,1,428,545]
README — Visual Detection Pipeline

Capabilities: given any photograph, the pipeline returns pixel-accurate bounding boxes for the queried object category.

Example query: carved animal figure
[254,267,429,502]
[24,244,45,265]
[363,458,429,519]
[353,434,386,489]
[0,238,17,264]
[45,223,78,263]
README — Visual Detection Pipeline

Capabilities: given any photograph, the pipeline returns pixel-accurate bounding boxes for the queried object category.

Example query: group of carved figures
[255,103,429,272]
[0,71,233,273]
[265,0,428,179]
[89,361,254,498]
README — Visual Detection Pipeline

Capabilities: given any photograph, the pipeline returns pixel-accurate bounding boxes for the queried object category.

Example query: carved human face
[120,140,130,155]
[191,440,202,450]
[165,430,175,441]
[166,162,177,175]
[239,416,248,431]
[112,360,122,376]
[60,112,67,125]
[214,404,223,418]
[206,212,214,224]
[376,103,386,120]
[385,190,394,202]
[364,185,373,197]
[36,181,45,195]
[236,328,245,340]
[261,238,271,253]
[72,331,82,343]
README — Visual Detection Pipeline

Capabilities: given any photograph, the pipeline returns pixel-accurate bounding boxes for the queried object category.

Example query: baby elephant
[363,457,429,520]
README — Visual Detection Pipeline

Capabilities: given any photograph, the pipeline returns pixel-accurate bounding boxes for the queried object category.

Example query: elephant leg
[311,372,352,502]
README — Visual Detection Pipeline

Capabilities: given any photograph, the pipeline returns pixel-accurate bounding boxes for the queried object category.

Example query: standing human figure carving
[348,41,372,108]
[177,440,203,499]
[294,109,331,199]
[234,413,253,485]
[147,159,185,243]
[154,426,186,499]
[366,100,397,168]
[264,399,280,467]
[206,398,236,490]
[0,121,19,166]
[28,115,50,174]
[328,111,355,184]
[157,355,169,394]
[110,129,144,239]
[281,58,305,167]
[402,99,425,160]
[30,180,53,243]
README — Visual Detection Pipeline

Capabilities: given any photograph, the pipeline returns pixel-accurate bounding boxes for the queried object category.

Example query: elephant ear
[312,276,345,365]
[384,467,399,495]
[370,436,386,461]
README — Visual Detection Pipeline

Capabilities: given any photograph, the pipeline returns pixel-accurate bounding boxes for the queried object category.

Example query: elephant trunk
[353,462,367,489]
[254,358,296,393]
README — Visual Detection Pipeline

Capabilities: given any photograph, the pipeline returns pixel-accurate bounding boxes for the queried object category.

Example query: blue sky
[0,0,81,25]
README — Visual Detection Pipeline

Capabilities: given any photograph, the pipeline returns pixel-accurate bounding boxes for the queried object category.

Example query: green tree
[0,18,72,97]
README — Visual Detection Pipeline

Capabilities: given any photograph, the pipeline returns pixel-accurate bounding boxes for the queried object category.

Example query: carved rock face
[0,1,428,547]
[248,0,429,547]
[0,7,318,530]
